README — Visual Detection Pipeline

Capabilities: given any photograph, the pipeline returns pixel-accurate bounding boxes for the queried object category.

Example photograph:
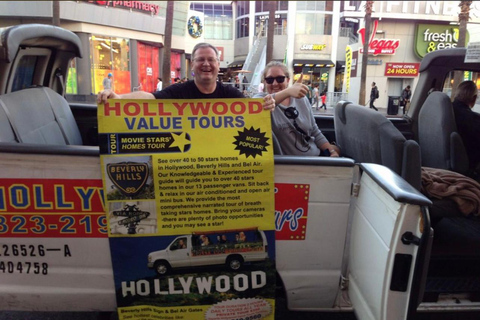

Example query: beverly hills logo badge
[107,162,149,197]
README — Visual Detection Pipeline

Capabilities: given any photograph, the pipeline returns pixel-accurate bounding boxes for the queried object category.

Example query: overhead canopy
[228,60,244,68]
[292,60,335,68]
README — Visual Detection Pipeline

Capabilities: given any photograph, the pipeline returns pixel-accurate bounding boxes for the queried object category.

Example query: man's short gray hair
[192,43,219,60]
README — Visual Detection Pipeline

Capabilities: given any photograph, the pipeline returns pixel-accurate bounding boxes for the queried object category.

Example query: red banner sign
[0,179,106,238]
[274,183,309,240]
[385,63,420,77]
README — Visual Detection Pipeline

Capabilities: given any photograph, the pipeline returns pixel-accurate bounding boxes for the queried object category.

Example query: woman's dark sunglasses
[284,107,311,142]
[265,76,286,84]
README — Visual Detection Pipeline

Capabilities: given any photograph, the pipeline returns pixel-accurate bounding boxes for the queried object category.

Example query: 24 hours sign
[384,63,420,77]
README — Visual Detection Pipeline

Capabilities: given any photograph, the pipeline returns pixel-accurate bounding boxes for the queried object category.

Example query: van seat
[0,87,82,145]
[0,104,17,143]
[334,101,421,190]
[418,92,469,175]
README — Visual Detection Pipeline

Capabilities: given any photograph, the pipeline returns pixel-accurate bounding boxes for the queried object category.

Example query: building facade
[0,1,190,102]
[1,1,479,106]
[228,1,480,105]
[229,1,344,94]
[341,1,480,106]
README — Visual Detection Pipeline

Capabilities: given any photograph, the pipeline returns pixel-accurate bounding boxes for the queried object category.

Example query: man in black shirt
[452,80,480,179]
[369,82,379,111]
[97,43,275,110]
[401,85,411,114]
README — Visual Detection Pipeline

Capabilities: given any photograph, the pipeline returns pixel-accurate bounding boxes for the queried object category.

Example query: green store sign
[415,24,469,58]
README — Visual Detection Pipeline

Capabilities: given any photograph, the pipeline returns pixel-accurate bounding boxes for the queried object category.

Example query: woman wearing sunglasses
[254,61,340,157]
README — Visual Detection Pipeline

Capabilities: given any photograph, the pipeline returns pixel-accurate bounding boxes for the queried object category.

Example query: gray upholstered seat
[0,104,17,143]
[417,91,469,175]
[0,87,82,145]
[272,132,283,155]
[334,101,421,190]
[418,93,480,262]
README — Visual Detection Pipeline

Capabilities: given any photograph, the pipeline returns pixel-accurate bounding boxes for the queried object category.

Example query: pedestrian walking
[370,82,379,111]
[320,91,327,110]
[102,73,113,90]
[312,84,319,109]
[401,85,411,114]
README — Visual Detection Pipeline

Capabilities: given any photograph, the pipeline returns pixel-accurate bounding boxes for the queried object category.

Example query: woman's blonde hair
[262,61,290,82]
[455,80,478,104]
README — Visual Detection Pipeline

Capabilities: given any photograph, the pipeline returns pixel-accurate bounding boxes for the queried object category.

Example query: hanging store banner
[384,63,420,77]
[345,46,352,93]
[359,20,400,56]
[97,98,276,320]
[414,24,469,58]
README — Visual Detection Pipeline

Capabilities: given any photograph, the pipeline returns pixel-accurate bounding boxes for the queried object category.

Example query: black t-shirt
[452,99,480,170]
[370,86,378,99]
[152,80,244,99]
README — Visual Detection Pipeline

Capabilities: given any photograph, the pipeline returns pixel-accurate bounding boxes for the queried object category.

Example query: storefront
[137,42,161,93]
[292,59,335,92]
[0,1,197,101]
[90,35,131,95]
[170,51,183,82]
[342,1,480,106]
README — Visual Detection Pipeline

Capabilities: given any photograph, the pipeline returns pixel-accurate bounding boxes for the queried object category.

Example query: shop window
[273,14,287,35]
[305,1,316,11]
[192,3,202,11]
[213,4,224,16]
[254,14,287,37]
[223,6,232,17]
[137,42,159,93]
[237,1,249,17]
[255,16,267,37]
[236,17,250,38]
[255,1,264,13]
[204,3,213,17]
[297,1,333,11]
[279,1,288,10]
[256,1,288,12]
[66,58,77,94]
[90,35,131,94]
[170,52,182,82]
[235,1,250,38]
[190,3,233,40]
[295,12,332,35]
[205,17,233,40]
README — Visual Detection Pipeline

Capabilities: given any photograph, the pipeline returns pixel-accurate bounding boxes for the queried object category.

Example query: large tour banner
[97,98,275,320]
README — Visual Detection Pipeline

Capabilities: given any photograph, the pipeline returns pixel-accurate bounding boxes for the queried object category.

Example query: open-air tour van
[147,228,269,275]
[0,23,479,319]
